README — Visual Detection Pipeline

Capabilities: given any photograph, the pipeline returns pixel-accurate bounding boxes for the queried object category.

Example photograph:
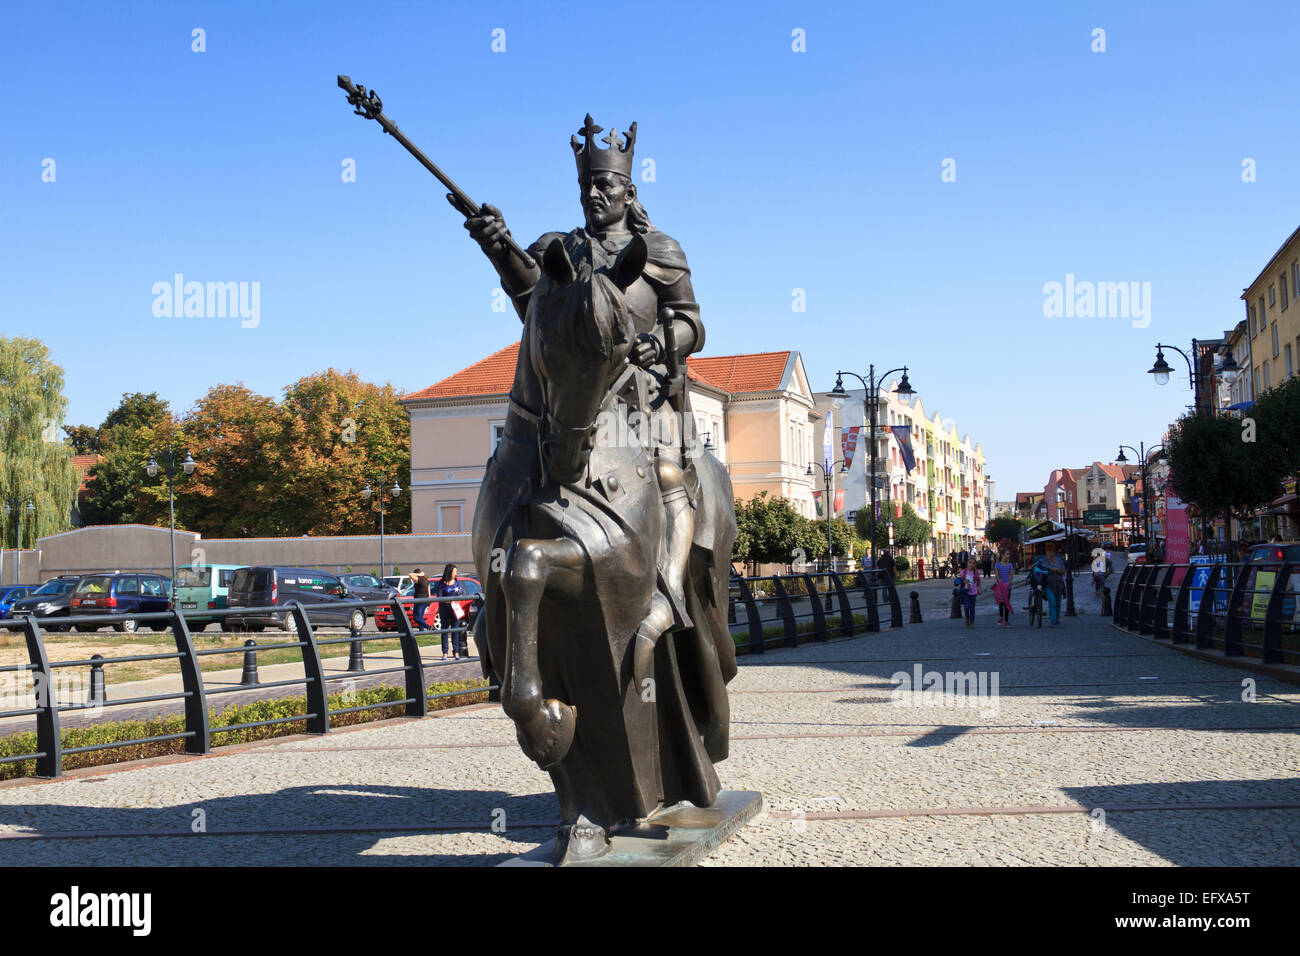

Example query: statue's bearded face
[581,171,634,231]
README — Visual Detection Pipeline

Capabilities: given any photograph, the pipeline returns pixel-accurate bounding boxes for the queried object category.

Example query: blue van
[70,573,172,633]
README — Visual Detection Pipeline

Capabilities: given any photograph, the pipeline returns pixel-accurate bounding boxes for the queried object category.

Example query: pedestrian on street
[1040,542,1068,626]
[981,547,993,579]
[1236,540,1251,565]
[876,549,897,583]
[433,563,467,659]
[957,558,981,627]
[993,550,1014,626]
[410,568,432,632]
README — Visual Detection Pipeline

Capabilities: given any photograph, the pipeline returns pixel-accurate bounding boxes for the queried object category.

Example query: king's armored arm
[465,204,540,321]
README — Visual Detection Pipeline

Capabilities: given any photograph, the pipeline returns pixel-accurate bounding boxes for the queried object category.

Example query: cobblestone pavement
[1,574,1297,866]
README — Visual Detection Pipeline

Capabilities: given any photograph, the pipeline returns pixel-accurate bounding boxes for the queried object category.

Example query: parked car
[1128,544,1147,566]
[339,574,399,601]
[7,577,85,630]
[173,564,244,631]
[374,576,483,633]
[1245,542,1300,621]
[0,585,36,620]
[382,575,413,594]
[226,567,369,632]
[1247,542,1300,566]
[70,573,172,633]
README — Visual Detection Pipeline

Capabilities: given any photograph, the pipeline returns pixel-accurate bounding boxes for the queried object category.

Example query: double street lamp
[363,480,401,579]
[1116,442,1165,553]
[830,365,917,563]
[146,449,195,592]
[1148,340,1241,414]
[806,459,848,571]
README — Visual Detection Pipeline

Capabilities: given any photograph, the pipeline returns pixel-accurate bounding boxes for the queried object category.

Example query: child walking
[958,558,981,627]
[992,550,1015,627]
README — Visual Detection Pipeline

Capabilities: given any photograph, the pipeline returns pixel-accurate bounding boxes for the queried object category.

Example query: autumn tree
[273,369,411,536]
[173,384,284,537]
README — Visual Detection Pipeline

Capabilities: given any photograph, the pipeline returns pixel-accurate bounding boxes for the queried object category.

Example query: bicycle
[1027,578,1045,628]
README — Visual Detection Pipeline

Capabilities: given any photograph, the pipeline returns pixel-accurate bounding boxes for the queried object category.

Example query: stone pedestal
[500,790,763,867]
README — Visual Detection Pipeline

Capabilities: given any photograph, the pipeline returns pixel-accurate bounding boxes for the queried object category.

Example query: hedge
[0,679,488,781]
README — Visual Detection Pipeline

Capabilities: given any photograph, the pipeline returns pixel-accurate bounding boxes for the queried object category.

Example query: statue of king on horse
[464,115,739,864]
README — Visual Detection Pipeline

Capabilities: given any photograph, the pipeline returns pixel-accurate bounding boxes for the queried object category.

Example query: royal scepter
[337,74,536,268]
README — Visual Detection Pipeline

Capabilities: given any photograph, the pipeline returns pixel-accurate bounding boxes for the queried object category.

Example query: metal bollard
[347,623,365,672]
[1101,586,1112,616]
[1065,572,1077,617]
[240,639,259,685]
[909,591,923,624]
[87,654,106,705]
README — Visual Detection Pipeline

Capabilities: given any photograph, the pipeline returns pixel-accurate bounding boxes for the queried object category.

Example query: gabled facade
[400,346,820,534]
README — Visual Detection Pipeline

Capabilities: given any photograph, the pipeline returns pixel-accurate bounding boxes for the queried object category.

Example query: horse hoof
[520,698,576,770]
[552,814,609,865]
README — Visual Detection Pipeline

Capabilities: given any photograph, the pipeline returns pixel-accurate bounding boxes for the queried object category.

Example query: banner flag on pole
[890,425,915,474]
[841,426,861,471]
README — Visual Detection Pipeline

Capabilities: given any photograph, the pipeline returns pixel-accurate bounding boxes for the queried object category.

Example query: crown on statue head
[571,114,637,180]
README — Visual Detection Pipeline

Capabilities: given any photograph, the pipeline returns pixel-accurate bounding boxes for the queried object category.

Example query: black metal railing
[0,594,487,779]
[728,569,903,654]
[1112,561,1298,666]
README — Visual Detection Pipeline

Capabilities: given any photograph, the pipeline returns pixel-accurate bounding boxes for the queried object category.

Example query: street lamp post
[1116,443,1165,556]
[4,500,35,585]
[1063,512,1077,617]
[363,480,402,579]
[807,460,848,571]
[146,449,195,592]
[1148,341,1240,416]
[831,365,916,565]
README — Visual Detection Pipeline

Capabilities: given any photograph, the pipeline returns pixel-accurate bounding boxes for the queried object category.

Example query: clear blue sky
[3,0,1297,495]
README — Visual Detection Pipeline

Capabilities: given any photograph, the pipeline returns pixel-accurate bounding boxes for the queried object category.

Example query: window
[117,575,139,595]
[1293,261,1300,299]
[1259,297,1267,332]
[437,501,464,533]
[1270,285,1276,307]
[1248,304,1256,336]
[1282,273,1290,310]
[1273,322,1280,358]
[1263,361,1271,390]
[1286,345,1294,380]
[490,421,505,453]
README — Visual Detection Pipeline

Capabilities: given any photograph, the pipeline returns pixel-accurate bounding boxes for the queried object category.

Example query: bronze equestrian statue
[465,117,738,864]
[335,79,737,864]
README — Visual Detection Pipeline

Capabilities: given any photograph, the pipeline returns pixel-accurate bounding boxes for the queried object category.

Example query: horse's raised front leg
[501,536,585,769]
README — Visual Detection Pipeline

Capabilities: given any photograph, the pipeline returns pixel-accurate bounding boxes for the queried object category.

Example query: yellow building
[1243,224,1300,395]
[401,345,822,534]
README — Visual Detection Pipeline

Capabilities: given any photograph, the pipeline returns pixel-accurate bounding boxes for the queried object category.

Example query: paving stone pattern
[0,572,1296,866]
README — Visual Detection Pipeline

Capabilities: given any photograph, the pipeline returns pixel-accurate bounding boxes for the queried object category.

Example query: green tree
[1165,410,1283,544]
[892,502,931,548]
[0,337,80,547]
[986,515,1023,546]
[1254,374,1300,482]
[80,392,172,526]
[62,424,99,454]
[733,492,808,568]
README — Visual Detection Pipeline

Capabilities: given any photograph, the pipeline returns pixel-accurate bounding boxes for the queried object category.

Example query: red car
[374,577,482,632]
